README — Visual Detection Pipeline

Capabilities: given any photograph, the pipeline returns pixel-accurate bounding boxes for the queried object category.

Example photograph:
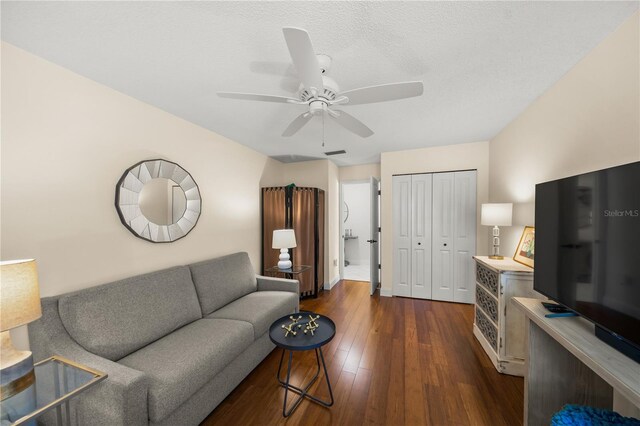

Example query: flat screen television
[534,161,640,363]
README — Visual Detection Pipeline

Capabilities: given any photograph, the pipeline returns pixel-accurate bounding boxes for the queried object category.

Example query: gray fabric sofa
[28,252,299,426]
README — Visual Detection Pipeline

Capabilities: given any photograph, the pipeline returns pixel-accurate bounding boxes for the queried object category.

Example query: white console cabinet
[513,297,640,425]
[472,256,536,376]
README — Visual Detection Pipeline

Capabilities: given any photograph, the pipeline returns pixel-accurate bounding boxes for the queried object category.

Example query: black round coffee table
[269,312,336,417]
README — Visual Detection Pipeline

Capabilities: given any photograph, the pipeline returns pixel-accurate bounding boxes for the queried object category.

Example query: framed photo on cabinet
[513,226,535,268]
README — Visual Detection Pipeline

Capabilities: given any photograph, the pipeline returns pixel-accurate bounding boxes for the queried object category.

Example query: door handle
[417,242,422,245]
[366,240,377,243]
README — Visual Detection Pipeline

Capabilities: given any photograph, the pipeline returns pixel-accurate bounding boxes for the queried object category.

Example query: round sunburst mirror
[115,159,201,243]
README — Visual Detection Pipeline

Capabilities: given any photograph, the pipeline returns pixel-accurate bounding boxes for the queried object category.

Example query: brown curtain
[262,188,286,273]
[317,190,325,290]
[292,188,316,294]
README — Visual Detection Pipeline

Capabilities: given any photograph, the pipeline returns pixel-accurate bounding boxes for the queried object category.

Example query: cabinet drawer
[475,307,498,351]
[476,262,499,296]
[476,284,498,324]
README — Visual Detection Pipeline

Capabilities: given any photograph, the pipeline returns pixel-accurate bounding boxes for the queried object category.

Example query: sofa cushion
[118,319,254,423]
[206,291,298,339]
[58,266,201,361]
[189,252,258,316]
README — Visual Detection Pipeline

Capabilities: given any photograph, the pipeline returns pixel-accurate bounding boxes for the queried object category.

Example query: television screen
[534,161,640,352]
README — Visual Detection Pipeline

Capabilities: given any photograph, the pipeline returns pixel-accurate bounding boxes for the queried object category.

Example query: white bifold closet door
[392,171,476,303]
[410,174,432,299]
[392,175,412,297]
[392,174,432,299]
[432,171,476,303]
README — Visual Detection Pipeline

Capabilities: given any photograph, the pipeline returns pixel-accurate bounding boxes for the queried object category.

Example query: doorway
[340,178,380,294]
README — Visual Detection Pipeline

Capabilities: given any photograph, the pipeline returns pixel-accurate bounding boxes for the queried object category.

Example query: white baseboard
[324,276,341,290]
[330,276,341,289]
[380,288,392,297]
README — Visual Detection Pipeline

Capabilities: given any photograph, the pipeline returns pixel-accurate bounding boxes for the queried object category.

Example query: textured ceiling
[2,1,637,165]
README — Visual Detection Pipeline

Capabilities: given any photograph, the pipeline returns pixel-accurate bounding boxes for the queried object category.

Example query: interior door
[410,174,432,299]
[392,175,412,297]
[432,172,455,301]
[369,177,380,295]
[453,171,476,303]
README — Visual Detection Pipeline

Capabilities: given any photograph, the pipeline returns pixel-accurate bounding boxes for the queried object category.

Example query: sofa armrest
[28,297,149,426]
[256,275,299,294]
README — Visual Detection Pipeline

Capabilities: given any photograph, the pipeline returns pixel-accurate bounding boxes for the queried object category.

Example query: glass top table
[3,356,107,426]
[264,265,311,275]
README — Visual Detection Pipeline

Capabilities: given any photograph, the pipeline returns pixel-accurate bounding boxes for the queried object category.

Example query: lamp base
[278,248,292,270]
[0,331,35,401]
[489,226,503,260]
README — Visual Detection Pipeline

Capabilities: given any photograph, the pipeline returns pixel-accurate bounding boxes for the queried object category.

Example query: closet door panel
[392,175,412,297]
[432,172,455,301]
[453,171,477,303]
[411,174,432,299]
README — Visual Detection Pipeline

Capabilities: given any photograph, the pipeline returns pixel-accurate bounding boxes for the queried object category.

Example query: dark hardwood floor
[202,280,524,425]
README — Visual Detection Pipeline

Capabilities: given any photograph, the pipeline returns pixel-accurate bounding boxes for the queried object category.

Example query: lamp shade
[1,259,42,332]
[481,203,513,226]
[272,229,297,249]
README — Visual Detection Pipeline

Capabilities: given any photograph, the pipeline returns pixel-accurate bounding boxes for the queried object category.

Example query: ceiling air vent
[324,150,346,156]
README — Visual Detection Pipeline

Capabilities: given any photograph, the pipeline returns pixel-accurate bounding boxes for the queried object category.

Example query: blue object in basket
[551,404,640,426]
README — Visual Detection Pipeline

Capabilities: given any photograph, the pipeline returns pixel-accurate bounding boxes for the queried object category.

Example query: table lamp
[272,229,297,270]
[481,203,513,260]
[1,259,42,401]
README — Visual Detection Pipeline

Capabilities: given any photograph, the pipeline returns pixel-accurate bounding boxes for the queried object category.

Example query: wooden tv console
[513,297,640,426]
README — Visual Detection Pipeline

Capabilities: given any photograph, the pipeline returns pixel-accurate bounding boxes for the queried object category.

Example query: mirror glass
[115,159,201,243]
[139,178,187,225]
[343,201,350,223]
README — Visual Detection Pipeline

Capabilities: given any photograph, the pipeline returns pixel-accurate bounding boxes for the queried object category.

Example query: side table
[269,312,335,417]
[264,265,311,281]
[1,356,107,426]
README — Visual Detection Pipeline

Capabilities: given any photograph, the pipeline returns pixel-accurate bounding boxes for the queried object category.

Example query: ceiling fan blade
[282,27,324,94]
[217,92,302,104]
[340,81,424,105]
[282,112,313,137]
[328,110,374,138]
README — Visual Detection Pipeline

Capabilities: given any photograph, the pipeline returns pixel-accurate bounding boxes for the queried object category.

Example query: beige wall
[327,161,340,285]
[380,141,490,295]
[339,163,381,181]
[1,43,274,348]
[490,12,640,254]
[260,159,328,189]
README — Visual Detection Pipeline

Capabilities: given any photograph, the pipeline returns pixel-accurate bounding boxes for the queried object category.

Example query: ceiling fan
[218,27,424,138]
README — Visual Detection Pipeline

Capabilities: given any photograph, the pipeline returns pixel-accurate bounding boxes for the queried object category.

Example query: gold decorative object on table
[281,323,297,337]
[304,314,320,336]
[281,314,321,337]
[281,315,302,337]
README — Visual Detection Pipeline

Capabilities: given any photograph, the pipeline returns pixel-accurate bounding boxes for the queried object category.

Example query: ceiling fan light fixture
[309,100,328,116]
